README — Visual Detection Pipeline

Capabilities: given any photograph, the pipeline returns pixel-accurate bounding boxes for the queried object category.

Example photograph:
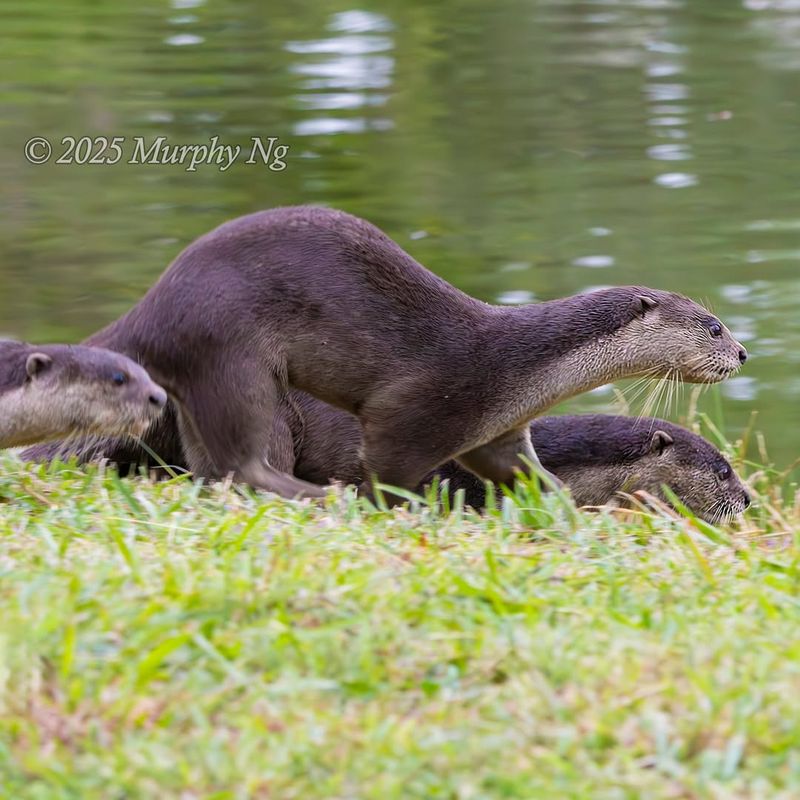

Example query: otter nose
[149,386,168,409]
[738,347,748,364]
[742,490,752,509]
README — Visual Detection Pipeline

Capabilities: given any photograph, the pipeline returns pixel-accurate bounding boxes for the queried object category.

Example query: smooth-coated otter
[0,340,167,448]
[23,207,747,501]
[432,416,751,522]
[289,394,750,522]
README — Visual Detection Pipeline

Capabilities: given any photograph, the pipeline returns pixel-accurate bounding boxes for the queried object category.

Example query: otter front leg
[457,426,562,490]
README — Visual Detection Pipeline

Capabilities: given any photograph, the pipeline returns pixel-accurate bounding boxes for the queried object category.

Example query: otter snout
[124,362,167,416]
[123,375,167,436]
[148,385,168,410]
[738,347,748,365]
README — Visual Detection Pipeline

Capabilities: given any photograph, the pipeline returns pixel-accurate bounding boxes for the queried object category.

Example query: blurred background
[0,0,798,471]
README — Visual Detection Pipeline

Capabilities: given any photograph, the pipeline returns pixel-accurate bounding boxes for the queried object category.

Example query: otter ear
[26,352,53,379]
[649,430,674,456]
[633,294,659,317]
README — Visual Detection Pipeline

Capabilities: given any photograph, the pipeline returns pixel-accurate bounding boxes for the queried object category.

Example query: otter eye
[717,465,732,481]
[112,371,128,386]
[708,321,723,337]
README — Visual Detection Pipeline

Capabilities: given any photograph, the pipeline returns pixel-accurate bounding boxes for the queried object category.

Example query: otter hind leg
[176,370,327,500]
[457,426,562,490]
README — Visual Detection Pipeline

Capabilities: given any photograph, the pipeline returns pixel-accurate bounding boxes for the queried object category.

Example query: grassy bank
[0,452,798,799]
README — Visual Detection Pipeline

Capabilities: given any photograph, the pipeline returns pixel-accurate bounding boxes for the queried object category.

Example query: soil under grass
[0,451,797,799]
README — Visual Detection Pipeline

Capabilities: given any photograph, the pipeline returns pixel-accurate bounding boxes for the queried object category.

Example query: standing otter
[0,340,167,448]
[289,394,750,522]
[23,207,746,501]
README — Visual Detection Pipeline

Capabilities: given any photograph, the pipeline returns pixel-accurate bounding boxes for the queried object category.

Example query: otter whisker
[623,373,661,409]
[643,383,663,429]
[622,383,653,412]
[655,371,675,422]
[705,498,728,524]
[659,371,676,422]
[710,506,726,525]
[655,372,672,425]
[649,377,669,432]
[665,369,680,419]
[673,368,684,408]
[634,386,658,422]
[635,379,659,419]
[638,375,670,423]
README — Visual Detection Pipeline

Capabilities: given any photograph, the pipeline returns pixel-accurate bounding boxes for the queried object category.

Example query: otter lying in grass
[430,415,751,522]
[0,340,167,449]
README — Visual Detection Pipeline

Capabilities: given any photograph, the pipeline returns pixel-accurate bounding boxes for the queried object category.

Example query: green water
[1,0,798,471]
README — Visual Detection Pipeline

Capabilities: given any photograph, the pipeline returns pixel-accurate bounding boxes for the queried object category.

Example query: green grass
[0,450,798,799]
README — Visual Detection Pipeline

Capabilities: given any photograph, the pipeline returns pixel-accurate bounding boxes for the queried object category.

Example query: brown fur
[0,340,166,449]
[289,394,750,522]
[22,207,746,501]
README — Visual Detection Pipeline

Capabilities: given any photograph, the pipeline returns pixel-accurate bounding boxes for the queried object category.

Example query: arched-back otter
[23,207,746,500]
[289,394,749,522]
[0,340,167,448]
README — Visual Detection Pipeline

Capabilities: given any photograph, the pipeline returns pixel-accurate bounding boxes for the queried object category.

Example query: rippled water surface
[1,0,798,469]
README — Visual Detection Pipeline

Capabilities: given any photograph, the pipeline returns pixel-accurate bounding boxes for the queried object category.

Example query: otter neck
[485,305,659,428]
[521,335,648,409]
[557,464,644,508]
[0,387,60,447]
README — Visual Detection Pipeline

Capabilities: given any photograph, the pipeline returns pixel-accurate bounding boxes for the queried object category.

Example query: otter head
[618,287,747,384]
[636,424,751,523]
[24,345,167,442]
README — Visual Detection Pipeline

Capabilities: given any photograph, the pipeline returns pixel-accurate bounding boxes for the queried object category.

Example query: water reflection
[746,0,800,69]
[644,83,689,101]
[0,0,798,469]
[723,376,759,401]
[572,255,615,268]
[648,116,688,126]
[288,10,394,137]
[746,249,800,262]
[747,219,800,231]
[639,23,697,188]
[653,172,698,187]
[727,315,757,343]
[497,290,536,304]
[647,143,691,160]
[721,284,757,303]
[165,34,204,46]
